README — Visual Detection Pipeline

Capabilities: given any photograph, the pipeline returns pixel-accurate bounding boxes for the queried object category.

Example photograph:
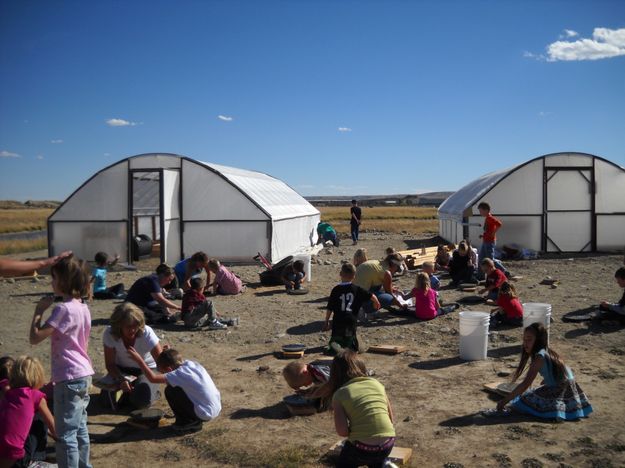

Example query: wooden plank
[328,441,412,465]
[367,345,407,355]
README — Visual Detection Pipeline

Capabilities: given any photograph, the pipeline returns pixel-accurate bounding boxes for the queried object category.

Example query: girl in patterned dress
[496,323,592,420]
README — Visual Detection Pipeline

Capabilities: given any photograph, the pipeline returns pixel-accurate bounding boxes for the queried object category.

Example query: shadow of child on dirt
[230,402,291,420]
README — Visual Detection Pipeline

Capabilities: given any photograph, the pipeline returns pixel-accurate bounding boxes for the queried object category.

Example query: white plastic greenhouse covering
[438,152,625,253]
[48,153,320,264]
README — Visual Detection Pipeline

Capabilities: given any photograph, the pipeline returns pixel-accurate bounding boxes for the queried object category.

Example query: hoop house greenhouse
[438,152,625,253]
[48,153,320,263]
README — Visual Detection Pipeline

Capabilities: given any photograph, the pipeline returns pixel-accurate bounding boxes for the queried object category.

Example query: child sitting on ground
[90,251,125,300]
[282,260,306,291]
[448,241,476,286]
[479,258,507,301]
[435,244,452,271]
[422,261,440,290]
[324,263,381,354]
[0,356,56,467]
[597,267,625,322]
[490,282,523,328]
[492,323,592,421]
[181,277,237,329]
[126,347,221,432]
[402,272,458,320]
[206,259,244,295]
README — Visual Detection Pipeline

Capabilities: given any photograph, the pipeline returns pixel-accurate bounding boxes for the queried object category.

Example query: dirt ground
[1,233,624,468]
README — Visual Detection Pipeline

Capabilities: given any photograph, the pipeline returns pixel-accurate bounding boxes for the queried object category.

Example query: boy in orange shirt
[478,201,502,262]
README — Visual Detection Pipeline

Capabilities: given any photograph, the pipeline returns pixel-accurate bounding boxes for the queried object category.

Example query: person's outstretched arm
[126,346,167,384]
[497,356,542,411]
[0,250,71,277]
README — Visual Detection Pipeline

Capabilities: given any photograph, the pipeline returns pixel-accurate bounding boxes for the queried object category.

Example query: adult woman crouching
[102,303,163,409]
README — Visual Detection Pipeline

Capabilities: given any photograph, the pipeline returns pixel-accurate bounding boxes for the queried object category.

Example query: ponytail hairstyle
[415,272,431,293]
[512,323,567,383]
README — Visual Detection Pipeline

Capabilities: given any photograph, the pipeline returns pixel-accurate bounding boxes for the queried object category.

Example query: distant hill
[0,200,61,209]
[305,192,453,207]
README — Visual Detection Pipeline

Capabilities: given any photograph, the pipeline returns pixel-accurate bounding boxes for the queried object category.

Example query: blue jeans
[480,241,495,261]
[54,376,92,468]
[363,286,393,315]
[351,223,359,242]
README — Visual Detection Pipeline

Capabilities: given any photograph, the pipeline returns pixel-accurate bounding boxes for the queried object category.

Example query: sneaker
[208,320,227,330]
[172,420,202,432]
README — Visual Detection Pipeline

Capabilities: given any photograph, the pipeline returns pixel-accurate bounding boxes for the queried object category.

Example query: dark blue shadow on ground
[230,402,291,420]
[438,412,537,427]
[409,356,465,371]
[286,321,325,335]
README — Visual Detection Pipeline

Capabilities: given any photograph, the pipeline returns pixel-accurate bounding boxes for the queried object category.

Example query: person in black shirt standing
[350,199,362,245]
[324,263,380,354]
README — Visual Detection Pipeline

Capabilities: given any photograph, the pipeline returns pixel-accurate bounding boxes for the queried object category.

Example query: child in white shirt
[127,347,221,432]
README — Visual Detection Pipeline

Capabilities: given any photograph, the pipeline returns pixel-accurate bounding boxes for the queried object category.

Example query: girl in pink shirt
[30,255,94,468]
[0,356,56,466]
[207,259,244,295]
[407,273,458,320]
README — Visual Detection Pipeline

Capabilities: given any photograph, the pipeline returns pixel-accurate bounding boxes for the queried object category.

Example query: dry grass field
[318,206,438,235]
[0,208,53,233]
[0,238,48,255]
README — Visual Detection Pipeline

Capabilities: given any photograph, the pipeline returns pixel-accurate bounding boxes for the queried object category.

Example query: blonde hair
[10,356,45,389]
[422,261,434,271]
[50,254,90,298]
[415,272,431,292]
[458,241,469,254]
[282,361,307,388]
[207,258,221,272]
[353,248,368,266]
[109,303,145,339]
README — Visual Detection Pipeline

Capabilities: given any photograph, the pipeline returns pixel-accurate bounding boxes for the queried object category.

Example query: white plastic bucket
[522,303,552,326]
[522,302,552,338]
[459,311,490,361]
[293,254,312,283]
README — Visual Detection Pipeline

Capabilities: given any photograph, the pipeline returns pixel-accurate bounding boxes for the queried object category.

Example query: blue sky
[1,0,624,200]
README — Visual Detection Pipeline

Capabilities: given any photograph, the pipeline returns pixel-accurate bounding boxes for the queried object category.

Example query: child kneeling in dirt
[324,263,380,354]
[597,267,625,322]
[282,260,306,291]
[127,347,221,432]
[490,282,523,328]
[181,277,238,329]
[282,361,331,410]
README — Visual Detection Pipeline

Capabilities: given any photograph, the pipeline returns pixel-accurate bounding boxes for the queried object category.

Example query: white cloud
[543,27,625,61]
[561,29,579,39]
[51,139,63,144]
[0,150,20,158]
[338,127,352,132]
[106,118,138,127]
[36,155,44,160]
[217,115,233,121]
